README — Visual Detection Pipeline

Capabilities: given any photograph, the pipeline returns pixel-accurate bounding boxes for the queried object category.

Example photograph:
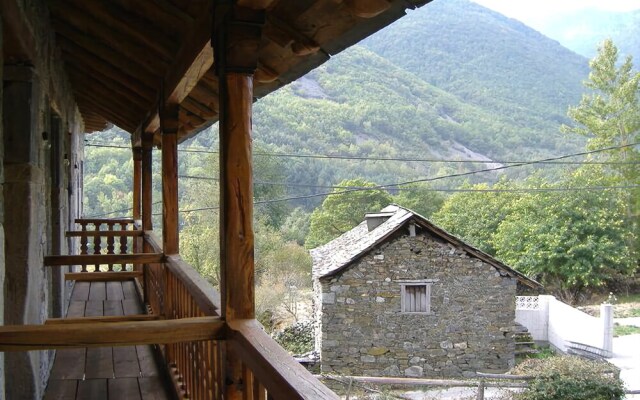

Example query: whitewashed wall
[516,295,613,355]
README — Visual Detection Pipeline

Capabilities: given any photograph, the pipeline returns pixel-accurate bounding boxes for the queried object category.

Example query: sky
[470,0,640,29]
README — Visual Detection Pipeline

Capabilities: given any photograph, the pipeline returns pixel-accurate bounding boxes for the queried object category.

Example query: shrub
[513,356,624,400]
[273,321,314,355]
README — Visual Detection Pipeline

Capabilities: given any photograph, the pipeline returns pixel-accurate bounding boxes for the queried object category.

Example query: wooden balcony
[1,219,337,400]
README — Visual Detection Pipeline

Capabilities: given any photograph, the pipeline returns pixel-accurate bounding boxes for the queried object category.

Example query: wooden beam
[141,132,154,231]
[140,2,213,132]
[44,253,164,266]
[67,64,151,111]
[74,93,139,132]
[220,73,256,321]
[76,218,135,224]
[182,97,218,120]
[45,315,162,325]
[133,147,142,220]
[53,21,162,80]
[65,231,142,238]
[0,317,224,351]
[61,48,156,101]
[49,0,172,63]
[228,319,339,399]
[161,103,180,255]
[110,0,193,34]
[72,84,143,128]
[65,0,178,59]
[65,271,143,282]
[216,7,264,399]
[166,255,220,316]
[170,44,214,104]
[0,0,35,62]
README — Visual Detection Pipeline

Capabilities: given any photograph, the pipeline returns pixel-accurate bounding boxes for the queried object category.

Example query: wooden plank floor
[44,281,172,400]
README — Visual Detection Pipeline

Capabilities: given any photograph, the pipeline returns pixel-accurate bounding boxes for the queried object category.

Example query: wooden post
[132,146,142,221]
[141,131,153,232]
[216,5,264,399]
[160,103,179,255]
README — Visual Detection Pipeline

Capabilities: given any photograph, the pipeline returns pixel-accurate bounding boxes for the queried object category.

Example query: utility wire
[84,142,640,165]
[85,142,640,217]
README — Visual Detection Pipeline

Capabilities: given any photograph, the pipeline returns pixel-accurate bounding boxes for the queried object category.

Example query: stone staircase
[514,322,538,356]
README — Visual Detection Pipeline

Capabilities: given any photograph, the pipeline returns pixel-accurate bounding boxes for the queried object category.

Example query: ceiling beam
[66,64,152,111]
[65,0,178,60]
[140,2,214,133]
[49,1,171,67]
[56,34,159,89]
[110,0,193,36]
[61,49,156,101]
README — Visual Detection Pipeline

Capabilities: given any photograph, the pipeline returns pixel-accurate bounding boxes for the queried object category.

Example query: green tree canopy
[305,179,393,248]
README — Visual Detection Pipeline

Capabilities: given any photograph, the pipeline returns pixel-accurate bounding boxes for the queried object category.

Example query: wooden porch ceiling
[45,0,432,141]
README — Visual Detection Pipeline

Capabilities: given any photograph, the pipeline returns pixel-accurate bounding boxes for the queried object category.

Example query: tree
[305,178,393,248]
[392,184,445,219]
[493,167,637,303]
[562,39,640,254]
[431,179,517,255]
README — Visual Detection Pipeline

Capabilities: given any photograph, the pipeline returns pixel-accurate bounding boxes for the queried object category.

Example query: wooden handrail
[66,230,142,237]
[44,253,164,266]
[143,230,163,253]
[166,255,219,316]
[76,218,135,224]
[0,316,224,351]
[228,319,339,400]
[45,314,162,324]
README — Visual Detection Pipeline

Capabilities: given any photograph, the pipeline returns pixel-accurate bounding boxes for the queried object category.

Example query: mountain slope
[360,0,590,142]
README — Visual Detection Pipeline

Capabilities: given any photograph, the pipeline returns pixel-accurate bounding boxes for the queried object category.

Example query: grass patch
[613,324,640,337]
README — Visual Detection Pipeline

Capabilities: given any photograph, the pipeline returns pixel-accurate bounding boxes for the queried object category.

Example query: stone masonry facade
[317,228,517,378]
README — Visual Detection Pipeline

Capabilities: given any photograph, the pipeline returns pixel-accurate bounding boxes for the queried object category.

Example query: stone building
[312,205,541,378]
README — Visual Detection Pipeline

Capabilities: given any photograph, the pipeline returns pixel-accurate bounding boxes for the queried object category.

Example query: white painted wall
[516,295,613,355]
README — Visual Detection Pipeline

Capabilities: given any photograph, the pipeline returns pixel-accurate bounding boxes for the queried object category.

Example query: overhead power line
[84,142,640,217]
[84,142,640,165]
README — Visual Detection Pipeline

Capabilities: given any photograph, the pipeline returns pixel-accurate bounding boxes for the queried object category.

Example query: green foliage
[431,179,517,255]
[391,184,445,219]
[272,321,315,355]
[305,179,393,248]
[613,324,640,337]
[513,356,625,400]
[562,39,640,252]
[493,167,636,302]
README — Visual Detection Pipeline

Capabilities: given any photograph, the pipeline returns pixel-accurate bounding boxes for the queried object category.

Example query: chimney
[364,205,398,232]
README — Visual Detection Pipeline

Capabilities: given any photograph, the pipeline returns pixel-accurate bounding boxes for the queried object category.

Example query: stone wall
[2,1,84,398]
[318,227,517,378]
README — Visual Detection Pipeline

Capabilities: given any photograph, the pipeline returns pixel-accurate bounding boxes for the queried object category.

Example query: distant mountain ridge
[190,0,593,201]
[536,8,640,62]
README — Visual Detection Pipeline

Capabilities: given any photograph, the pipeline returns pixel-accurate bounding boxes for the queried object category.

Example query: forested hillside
[83,1,639,329]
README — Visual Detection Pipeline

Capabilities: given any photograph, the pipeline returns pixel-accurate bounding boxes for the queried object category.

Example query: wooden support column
[141,132,153,232]
[160,103,179,255]
[215,5,264,399]
[132,146,142,221]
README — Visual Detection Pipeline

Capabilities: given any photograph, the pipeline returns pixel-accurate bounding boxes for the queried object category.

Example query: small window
[401,283,431,313]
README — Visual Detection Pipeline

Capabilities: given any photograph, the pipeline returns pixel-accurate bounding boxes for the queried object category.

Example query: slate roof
[310,205,542,289]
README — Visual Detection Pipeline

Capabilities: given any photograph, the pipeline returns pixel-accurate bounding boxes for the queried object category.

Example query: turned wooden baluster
[79,221,89,272]
[119,222,128,271]
[92,222,102,272]
[106,221,116,271]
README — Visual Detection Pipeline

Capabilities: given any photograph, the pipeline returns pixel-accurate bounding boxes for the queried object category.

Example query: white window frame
[398,280,435,314]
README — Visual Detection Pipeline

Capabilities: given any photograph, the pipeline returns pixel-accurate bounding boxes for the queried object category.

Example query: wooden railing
[67,218,142,272]
[141,230,338,400]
